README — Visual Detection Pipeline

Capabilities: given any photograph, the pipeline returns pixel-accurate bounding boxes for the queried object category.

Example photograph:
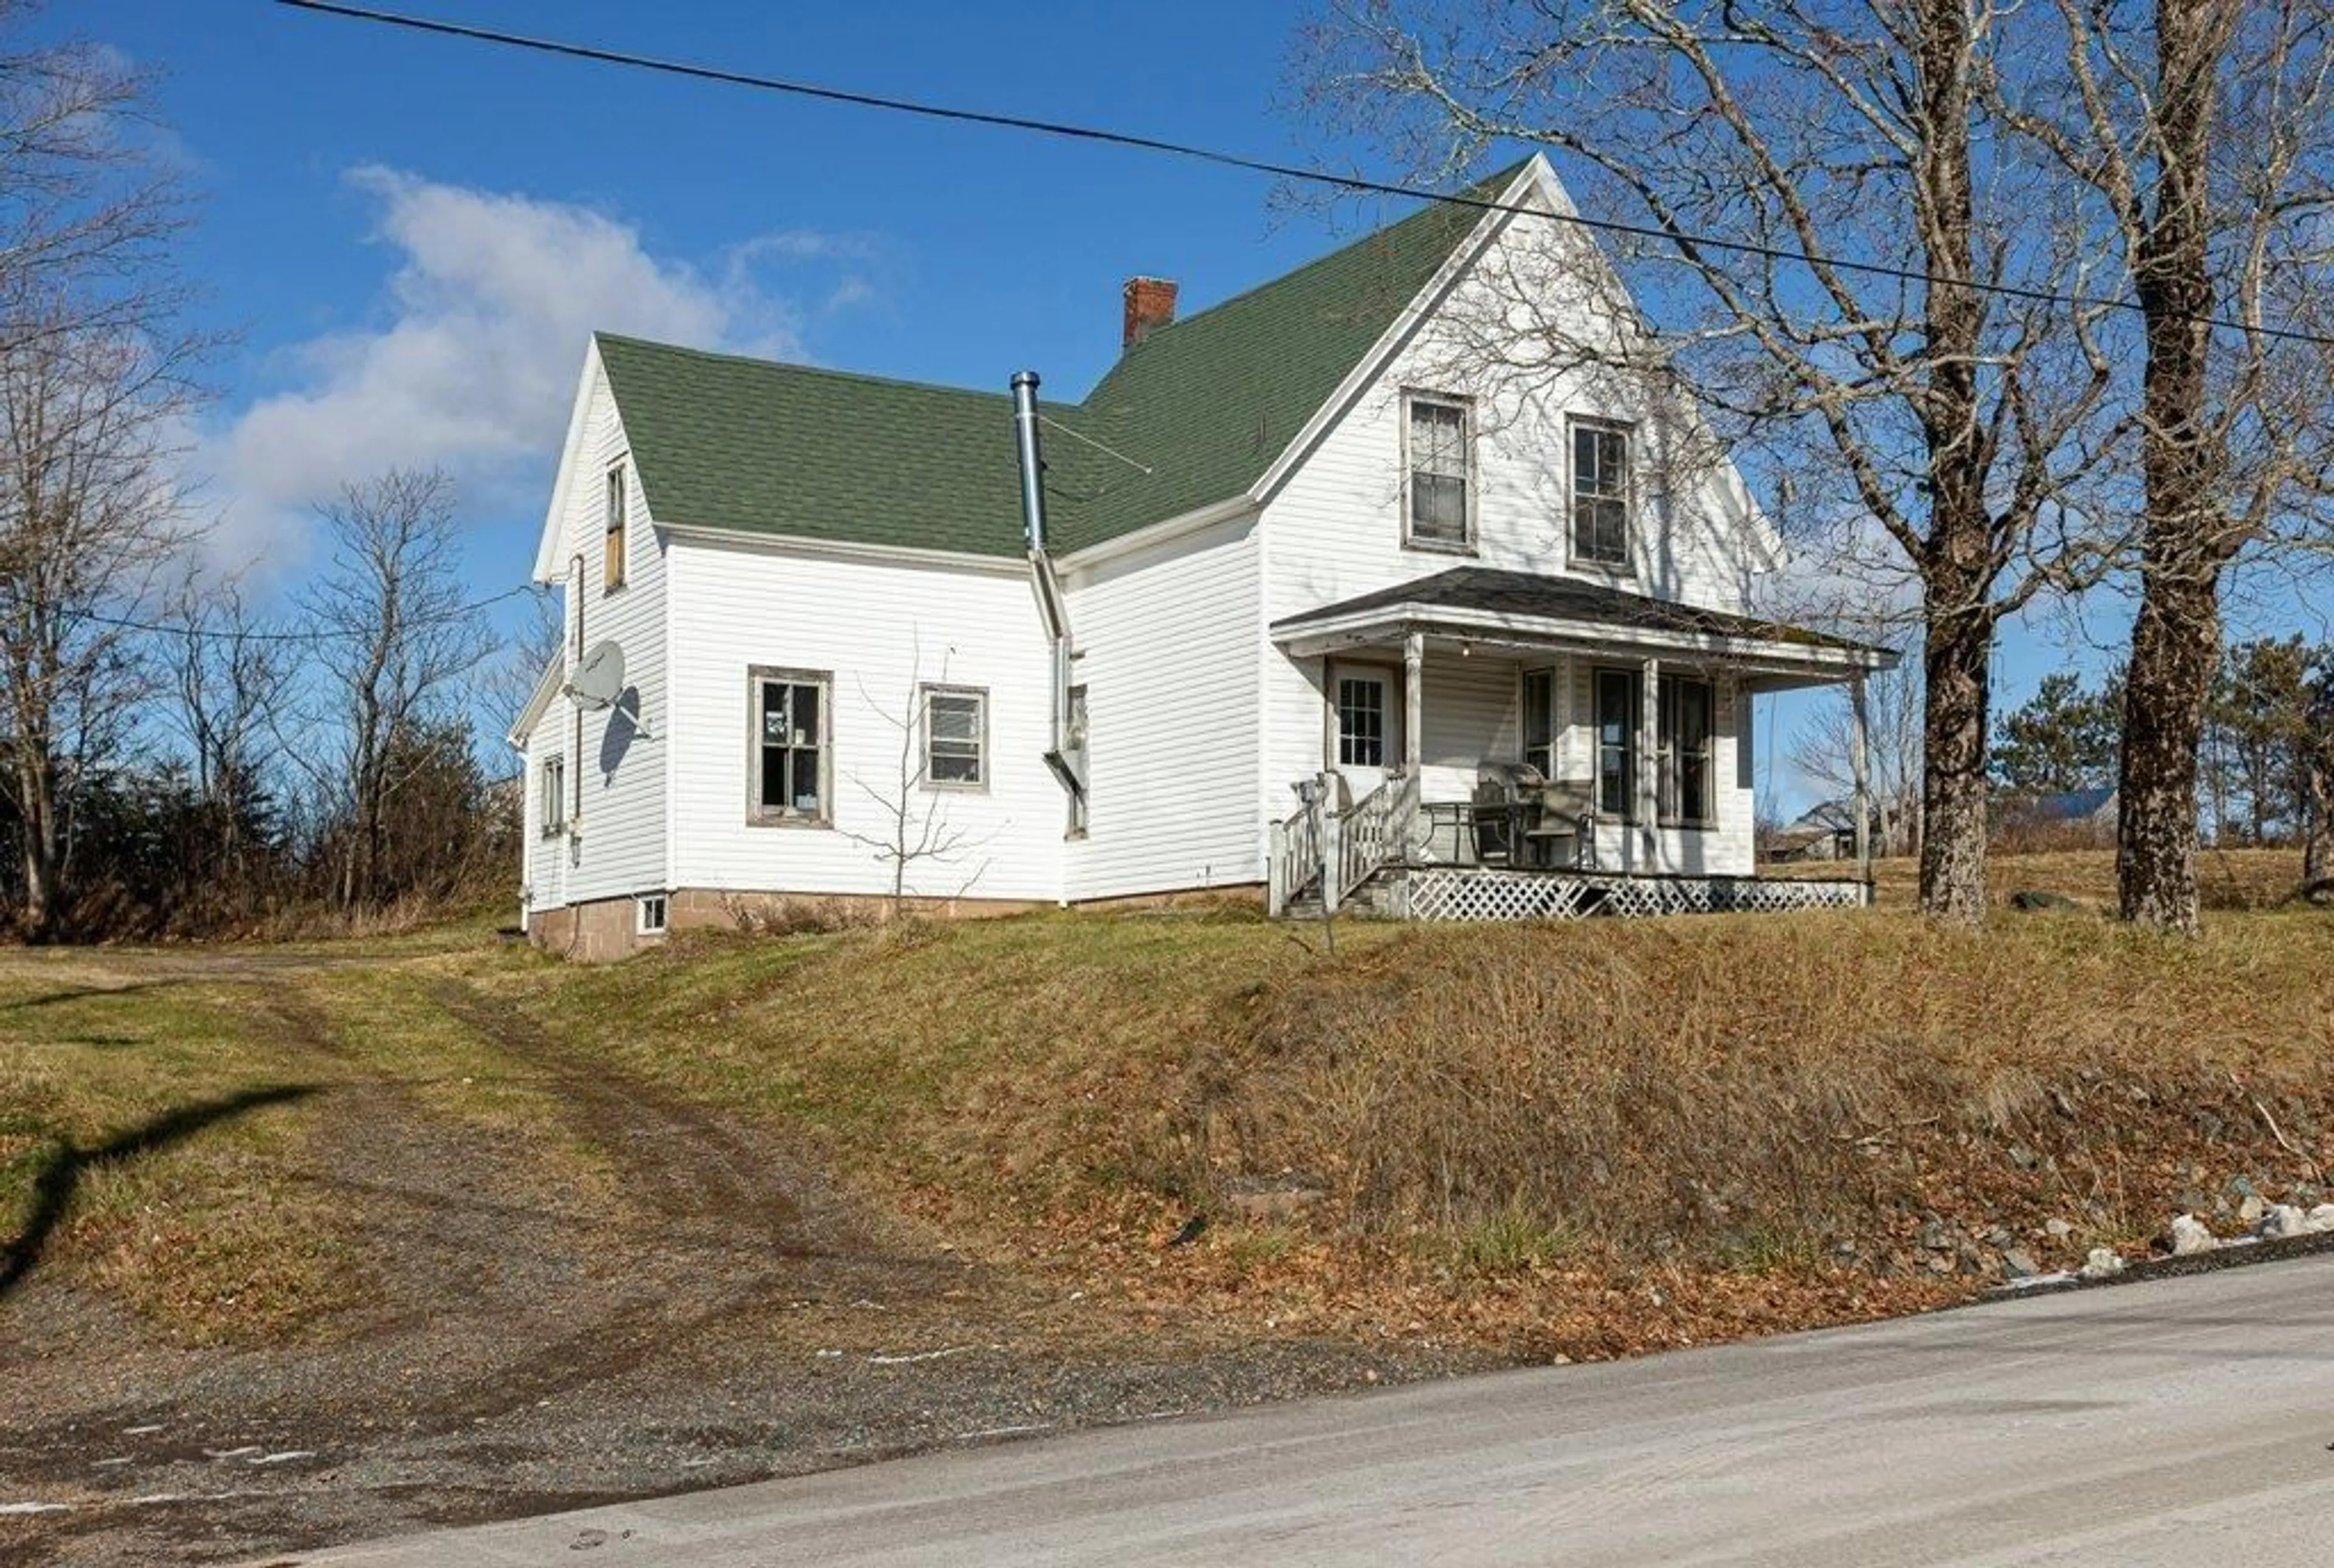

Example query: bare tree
[289,469,492,910]
[159,571,287,890]
[1988,1,2334,933]
[0,318,195,937]
[0,12,191,354]
[1297,0,2124,923]
[1788,653,1924,856]
[0,13,201,938]
[840,639,990,914]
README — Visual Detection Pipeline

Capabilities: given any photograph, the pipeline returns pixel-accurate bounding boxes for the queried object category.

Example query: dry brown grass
[1862,846,2307,911]
[491,882,2334,1355]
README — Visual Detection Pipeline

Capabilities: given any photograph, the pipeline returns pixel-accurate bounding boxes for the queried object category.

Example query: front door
[1327,662,1402,802]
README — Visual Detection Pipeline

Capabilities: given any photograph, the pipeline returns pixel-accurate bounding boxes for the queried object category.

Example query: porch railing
[1336,772,1420,905]
[1267,794,1326,916]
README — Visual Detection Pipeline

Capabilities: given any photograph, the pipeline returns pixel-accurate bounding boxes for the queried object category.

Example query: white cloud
[202,168,875,573]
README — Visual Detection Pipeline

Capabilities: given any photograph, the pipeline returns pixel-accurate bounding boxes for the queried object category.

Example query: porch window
[923,685,986,789]
[750,668,829,823]
[605,462,628,593]
[1571,423,1630,568]
[539,755,566,836]
[1405,393,1472,549]
[1337,676,1386,768]
[1659,673,1716,827]
[1522,668,1555,780]
[1595,669,1640,820]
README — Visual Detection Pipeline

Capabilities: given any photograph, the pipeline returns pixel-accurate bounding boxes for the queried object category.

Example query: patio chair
[1523,779,1598,870]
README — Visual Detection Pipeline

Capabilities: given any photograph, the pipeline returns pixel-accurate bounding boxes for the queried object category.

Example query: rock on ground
[2169,1214,2219,1257]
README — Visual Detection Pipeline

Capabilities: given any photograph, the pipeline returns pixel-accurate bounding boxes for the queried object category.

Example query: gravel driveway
[0,953,1482,1567]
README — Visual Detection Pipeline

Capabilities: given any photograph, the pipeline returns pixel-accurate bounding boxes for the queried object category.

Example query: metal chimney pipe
[1010,370,1048,556]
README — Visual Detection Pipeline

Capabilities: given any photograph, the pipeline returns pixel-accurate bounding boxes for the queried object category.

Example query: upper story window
[923,686,987,790]
[604,462,629,593]
[1405,393,1472,550]
[751,668,829,824]
[1571,423,1631,569]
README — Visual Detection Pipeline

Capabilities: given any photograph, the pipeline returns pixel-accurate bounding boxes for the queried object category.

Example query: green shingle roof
[594,161,1531,559]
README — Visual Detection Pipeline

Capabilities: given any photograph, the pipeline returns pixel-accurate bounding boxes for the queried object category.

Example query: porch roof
[1270,566,1894,684]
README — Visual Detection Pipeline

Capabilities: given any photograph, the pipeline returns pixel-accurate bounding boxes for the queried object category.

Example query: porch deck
[1269,783,1870,922]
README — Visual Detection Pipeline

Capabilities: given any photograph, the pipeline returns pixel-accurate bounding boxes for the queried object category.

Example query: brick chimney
[1121,276,1179,351]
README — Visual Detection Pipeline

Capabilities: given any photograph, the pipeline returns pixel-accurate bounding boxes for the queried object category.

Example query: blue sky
[50,2,2330,808]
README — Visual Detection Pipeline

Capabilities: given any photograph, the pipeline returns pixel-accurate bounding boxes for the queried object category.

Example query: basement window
[636,894,668,935]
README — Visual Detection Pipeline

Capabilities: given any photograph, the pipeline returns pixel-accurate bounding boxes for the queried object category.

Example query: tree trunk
[15,746,56,943]
[1909,0,1995,927]
[2116,0,2231,935]
[1919,591,1992,924]
[2304,742,2332,884]
[2117,568,2219,932]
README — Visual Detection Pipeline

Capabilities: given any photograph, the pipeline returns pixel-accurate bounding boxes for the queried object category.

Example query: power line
[272,0,2334,351]
[62,582,539,644]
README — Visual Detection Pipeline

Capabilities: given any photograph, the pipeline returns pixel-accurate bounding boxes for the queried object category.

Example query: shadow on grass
[0,1083,320,1300]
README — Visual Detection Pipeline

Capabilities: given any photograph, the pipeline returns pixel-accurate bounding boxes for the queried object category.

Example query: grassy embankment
[5,850,2329,1358]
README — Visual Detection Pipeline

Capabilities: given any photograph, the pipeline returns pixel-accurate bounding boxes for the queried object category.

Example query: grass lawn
[5,850,2331,1361]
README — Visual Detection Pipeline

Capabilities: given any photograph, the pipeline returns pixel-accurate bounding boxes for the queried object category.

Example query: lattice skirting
[1397,868,1869,923]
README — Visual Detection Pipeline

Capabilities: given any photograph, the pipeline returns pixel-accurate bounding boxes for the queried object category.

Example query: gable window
[1594,669,1640,822]
[750,669,829,824]
[1405,393,1472,549]
[923,686,987,789]
[1658,673,1716,827]
[1571,422,1631,568]
[539,755,566,836]
[604,463,629,592]
[1337,676,1387,768]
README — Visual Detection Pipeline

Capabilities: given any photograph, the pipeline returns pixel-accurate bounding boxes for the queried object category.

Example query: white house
[511,156,1891,958]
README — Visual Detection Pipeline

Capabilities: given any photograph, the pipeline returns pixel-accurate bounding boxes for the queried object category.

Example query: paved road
[300,1256,2334,1567]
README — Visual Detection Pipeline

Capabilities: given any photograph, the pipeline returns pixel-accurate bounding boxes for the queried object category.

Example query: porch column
[1403,626,1425,858]
[1850,669,1873,895]
[1639,655,1661,867]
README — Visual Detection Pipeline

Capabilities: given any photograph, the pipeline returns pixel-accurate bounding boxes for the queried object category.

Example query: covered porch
[1264,567,1893,919]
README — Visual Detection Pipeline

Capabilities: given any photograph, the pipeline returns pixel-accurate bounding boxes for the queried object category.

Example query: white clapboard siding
[664,540,1064,903]
[519,722,566,916]
[1062,515,1264,901]
[543,365,670,906]
[1256,197,1776,844]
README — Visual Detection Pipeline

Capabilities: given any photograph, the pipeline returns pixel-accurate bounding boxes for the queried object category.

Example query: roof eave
[1271,600,1895,676]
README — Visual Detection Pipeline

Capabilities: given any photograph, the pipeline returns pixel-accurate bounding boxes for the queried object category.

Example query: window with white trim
[1571,422,1631,568]
[539,755,566,836]
[1659,673,1716,827]
[604,462,628,592]
[1595,669,1640,822]
[922,685,986,789]
[1337,676,1388,768]
[750,669,829,823]
[636,894,668,935]
[1405,393,1472,548]
[1522,668,1555,781]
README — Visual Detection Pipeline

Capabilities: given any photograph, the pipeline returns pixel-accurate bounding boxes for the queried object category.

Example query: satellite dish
[566,639,626,711]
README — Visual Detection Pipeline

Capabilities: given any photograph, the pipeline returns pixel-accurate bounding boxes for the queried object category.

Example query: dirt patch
[0,955,1484,1567]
